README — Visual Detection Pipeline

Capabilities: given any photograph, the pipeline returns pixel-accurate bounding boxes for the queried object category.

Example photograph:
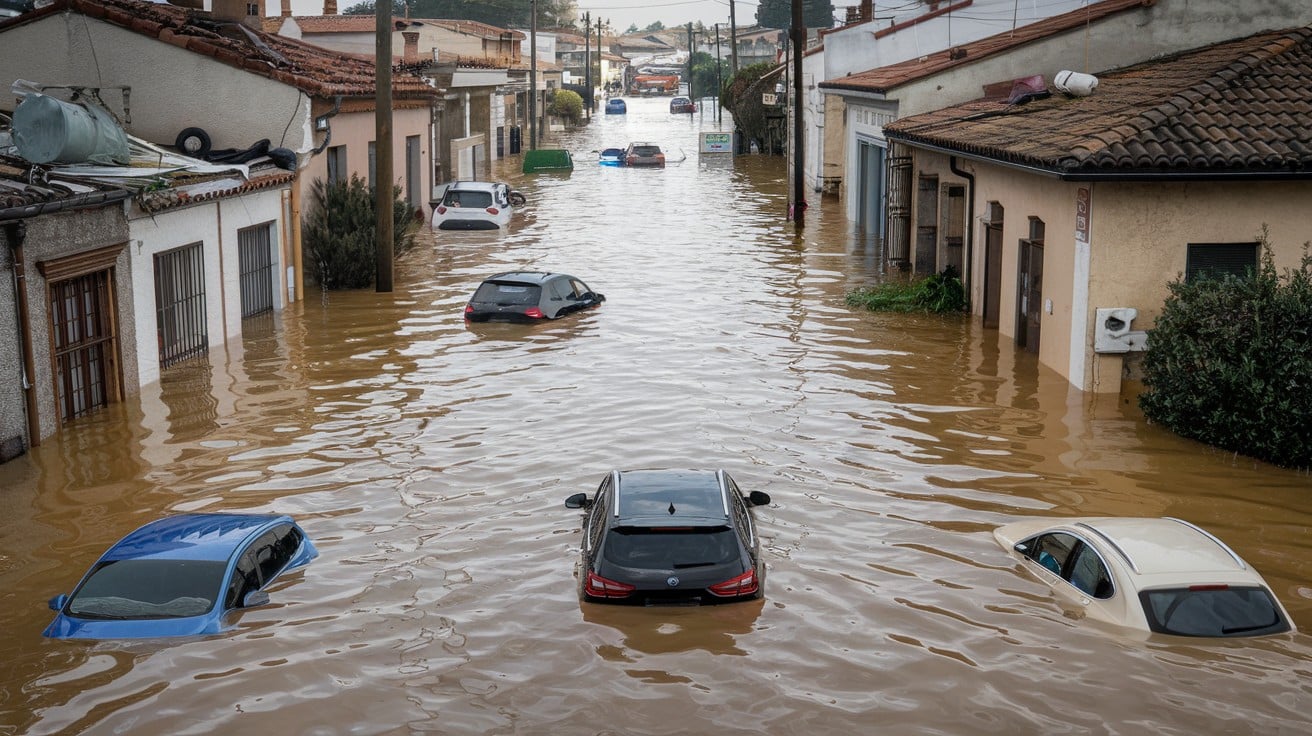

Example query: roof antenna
[667,502,676,515]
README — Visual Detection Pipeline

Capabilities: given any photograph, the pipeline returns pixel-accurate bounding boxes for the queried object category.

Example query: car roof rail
[612,469,621,517]
[1074,521,1140,573]
[1163,517,1247,569]
[714,469,730,518]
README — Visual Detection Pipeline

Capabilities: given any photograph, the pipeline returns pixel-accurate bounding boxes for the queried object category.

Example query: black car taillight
[707,569,757,597]
[586,571,635,598]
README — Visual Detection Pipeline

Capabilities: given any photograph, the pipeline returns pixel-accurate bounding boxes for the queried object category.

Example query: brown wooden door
[1016,242,1043,353]
[983,221,1002,329]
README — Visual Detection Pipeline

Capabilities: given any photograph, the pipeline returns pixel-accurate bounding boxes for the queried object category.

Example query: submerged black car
[465,271,604,322]
[565,469,771,605]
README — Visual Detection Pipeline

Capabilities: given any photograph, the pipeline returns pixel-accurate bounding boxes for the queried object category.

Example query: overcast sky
[270,0,765,34]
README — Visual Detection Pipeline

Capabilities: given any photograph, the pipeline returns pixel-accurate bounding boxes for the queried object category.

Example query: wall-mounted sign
[762,93,778,105]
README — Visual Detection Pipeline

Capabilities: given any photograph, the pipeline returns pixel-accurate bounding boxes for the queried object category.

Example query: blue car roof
[102,513,292,562]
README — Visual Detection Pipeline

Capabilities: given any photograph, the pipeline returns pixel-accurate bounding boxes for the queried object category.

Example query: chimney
[860,0,872,22]
[403,31,420,62]
[324,1,338,14]
[281,0,291,18]
[211,0,266,29]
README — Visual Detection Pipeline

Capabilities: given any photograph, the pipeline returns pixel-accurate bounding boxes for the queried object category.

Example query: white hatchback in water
[994,516,1295,637]
[430,181,524,230]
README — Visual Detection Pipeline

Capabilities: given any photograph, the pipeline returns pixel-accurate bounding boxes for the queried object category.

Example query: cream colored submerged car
[994,517,1295,637]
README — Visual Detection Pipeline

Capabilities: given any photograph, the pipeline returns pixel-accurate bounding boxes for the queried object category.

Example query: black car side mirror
[565,492,591,509]
[747,491,771,506]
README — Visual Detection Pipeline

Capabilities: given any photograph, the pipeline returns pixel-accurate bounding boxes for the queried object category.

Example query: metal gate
[886,152,912,265]
[50,271,111,420]
[238,223,274,318]
[155,242,208,368]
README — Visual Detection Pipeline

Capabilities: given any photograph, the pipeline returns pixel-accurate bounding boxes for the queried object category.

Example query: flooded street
[2,96,1310,734]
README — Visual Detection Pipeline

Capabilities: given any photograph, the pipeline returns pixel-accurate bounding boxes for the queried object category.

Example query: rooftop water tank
[12,92,130,165]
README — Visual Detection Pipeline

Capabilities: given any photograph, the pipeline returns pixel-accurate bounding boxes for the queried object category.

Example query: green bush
[1138,230,1312,469]
[302,175,416,290]
[846,267,967,314]
[548,89,583,124]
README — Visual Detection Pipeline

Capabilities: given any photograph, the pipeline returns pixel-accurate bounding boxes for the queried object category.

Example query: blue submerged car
[598,147,624,166]
[44,513,318,639]
[605,98,626,114]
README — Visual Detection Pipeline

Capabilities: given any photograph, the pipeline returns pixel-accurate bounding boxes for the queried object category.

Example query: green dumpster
[522,149,574,173]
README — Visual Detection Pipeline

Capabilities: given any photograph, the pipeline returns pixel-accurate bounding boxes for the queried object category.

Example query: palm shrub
[846,267,966,314]
[303,175,416,290]
[1138,231,1312,469]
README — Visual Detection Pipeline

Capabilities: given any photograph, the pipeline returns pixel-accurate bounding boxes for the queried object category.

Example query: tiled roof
[7,0,437,100]
[0,155,132,220]
[819,0,1152,93]
[136,169,296,213]
[285,16,525,42]
[420,18,523,41]
[884,27,1312,177]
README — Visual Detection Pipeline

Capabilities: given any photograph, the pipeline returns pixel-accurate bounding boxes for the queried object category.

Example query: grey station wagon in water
[465,271,605,322]
[565,469,771,605]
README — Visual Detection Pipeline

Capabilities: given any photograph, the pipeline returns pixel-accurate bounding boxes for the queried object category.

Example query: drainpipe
[950,156,974,312]
[5,221,40,448]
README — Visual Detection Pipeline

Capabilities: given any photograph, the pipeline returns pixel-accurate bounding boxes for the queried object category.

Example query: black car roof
[614,469,727,523]
[485,271,562,286]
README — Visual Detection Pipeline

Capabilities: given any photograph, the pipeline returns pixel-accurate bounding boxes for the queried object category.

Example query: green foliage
[302,175,417,291]
[689,51,729,103]
[756,0,838,29]
[1138,229,1312,469]
[547,89,584,123]
[846,268,967,314]
[721,62,775,150]
[644,21,666,32]
[625,23,639,34]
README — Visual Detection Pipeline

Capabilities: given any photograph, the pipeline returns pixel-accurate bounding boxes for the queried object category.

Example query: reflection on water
[1,96,1310,734]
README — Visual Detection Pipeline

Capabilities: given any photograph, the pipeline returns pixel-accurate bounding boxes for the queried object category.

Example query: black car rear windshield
[632,146,661,156]
[67,559,226,619]
[474,282,541,305]
[443,190,493,208]
[602,527,738,569]
[1139,586,1291,637]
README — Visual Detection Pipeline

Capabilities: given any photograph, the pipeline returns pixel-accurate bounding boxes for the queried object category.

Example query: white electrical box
[1094,307,1149,353]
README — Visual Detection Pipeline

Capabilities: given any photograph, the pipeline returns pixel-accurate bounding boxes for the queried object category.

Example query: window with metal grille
[238,222,276,318]
[1186,243,1259,282]
[327,145,347,186]
[50,271,112,420]
[154,242,208,368]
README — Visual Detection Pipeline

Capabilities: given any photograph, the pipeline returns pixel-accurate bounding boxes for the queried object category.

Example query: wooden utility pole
[789,0,805,225]
[597,17,604,99]
[729,0,739,74]
[529,0,538,149]
[375,0,393,291]
[714,23,723,125]
[584,11,592,121]
[686,23,694,102]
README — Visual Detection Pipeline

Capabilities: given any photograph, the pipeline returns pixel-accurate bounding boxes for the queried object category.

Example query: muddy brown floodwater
[2,97,1310,735]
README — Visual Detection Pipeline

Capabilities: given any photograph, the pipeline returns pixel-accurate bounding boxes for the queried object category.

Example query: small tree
[302,175,417,291]
[548,89,584,124]
[1138,228,1312,469]
[721,62,776,150]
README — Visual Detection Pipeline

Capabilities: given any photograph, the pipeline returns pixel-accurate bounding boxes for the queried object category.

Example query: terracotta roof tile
[12,0,437,100]
[884,27,1312,176]
[819,0,1153,93]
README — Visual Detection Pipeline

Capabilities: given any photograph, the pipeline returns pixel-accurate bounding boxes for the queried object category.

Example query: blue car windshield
[67,559,226,619]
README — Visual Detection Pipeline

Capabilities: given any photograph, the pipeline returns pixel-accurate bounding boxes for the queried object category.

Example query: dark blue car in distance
[44,513,318,639]
[565,469,771,605]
